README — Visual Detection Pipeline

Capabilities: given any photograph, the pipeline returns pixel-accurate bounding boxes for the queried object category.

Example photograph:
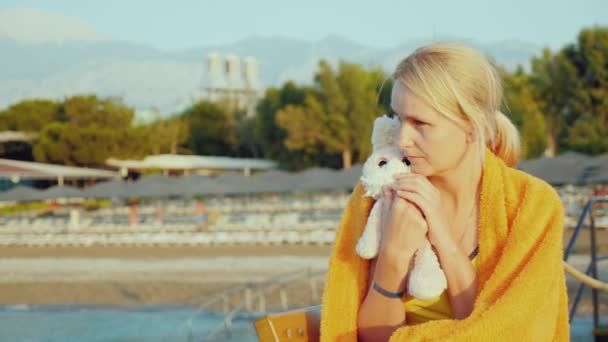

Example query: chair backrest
[254,305,321,342]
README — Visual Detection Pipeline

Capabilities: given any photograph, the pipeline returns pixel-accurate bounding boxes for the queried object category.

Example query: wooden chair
[254,305,321,341]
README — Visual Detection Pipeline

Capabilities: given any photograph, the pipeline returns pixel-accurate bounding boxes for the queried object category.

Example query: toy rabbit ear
[371,114,400,151]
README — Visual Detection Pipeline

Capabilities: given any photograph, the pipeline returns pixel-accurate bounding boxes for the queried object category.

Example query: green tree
[561,28,608,154]
[277,60,386,169]
[501,67,546,158]
[62,95,134,129]
[529,49,574,156]
[335,62,387,163]
[567,113,608,154]
[181,101,237,156]
[530,27,608,156]
[0,99,60,132]
[254,81,323,170]
[33,95,145,166]
[142,116,189,155]
[236,116,259,158]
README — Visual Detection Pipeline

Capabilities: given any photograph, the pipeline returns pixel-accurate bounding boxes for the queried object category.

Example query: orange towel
[320,148,569,341]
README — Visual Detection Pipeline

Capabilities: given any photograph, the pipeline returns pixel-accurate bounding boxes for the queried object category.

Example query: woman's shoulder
[504,165,563,212]
[500,165,566,248]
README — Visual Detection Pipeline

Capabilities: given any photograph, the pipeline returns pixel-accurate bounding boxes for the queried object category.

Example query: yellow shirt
[403,249,478,325]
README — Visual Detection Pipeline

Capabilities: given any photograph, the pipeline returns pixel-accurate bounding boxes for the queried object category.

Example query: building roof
[0,158,117,181]
[106,154,277,173]
[0,131,37,143]
[517,152,608,185]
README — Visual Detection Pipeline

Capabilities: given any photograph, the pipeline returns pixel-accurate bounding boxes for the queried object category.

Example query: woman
[320,43,569,341]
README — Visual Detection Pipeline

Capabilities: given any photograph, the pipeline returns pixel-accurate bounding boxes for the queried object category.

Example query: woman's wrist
[433,234,466,262]
[372,281,406,298]
[379,242,418,265]
[372,250,413,294]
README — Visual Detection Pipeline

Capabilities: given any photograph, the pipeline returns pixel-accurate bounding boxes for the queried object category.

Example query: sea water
[0,305,258,342]
[0,305,604,342]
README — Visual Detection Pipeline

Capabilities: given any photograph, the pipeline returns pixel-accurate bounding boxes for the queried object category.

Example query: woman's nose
[394,123,415,149]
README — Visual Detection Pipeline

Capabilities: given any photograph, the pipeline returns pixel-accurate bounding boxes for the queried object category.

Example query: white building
[196,53,264,118]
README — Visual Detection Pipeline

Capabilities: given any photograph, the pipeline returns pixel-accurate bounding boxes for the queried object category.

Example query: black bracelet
[372,281,405,298]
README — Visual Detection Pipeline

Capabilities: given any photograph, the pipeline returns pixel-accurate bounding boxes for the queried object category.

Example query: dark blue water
[0,305,259,342]
[0,305,604,342]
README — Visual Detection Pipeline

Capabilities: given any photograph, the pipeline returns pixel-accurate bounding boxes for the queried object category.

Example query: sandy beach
[0,229,606,312]
[0,245,330,308]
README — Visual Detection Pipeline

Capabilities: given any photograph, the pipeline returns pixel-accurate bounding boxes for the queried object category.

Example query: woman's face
[390,81,470,177]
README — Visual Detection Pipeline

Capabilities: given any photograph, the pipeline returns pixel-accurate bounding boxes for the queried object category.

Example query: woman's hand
[391,173,456,251]
[378,186,428,265]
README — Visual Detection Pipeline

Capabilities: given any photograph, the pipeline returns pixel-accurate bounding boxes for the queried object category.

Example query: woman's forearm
[357,250,414,342]
[436,242,478,319]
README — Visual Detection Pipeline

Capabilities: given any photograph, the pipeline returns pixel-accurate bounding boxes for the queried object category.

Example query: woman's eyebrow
[390,106,429,121]
[398,110,425,121]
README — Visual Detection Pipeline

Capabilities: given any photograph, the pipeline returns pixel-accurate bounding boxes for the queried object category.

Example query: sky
[0,0,606,50]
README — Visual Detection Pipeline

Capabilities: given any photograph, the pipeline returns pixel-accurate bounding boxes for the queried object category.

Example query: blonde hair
[392,42,521,167]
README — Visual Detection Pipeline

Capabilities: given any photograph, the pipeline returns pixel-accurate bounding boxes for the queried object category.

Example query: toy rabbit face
[360,145,410,199]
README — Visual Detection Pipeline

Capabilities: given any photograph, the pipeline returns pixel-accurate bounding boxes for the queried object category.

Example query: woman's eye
[413,119,425,126]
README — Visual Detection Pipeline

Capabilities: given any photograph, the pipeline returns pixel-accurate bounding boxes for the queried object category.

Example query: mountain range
[0,8,544,120]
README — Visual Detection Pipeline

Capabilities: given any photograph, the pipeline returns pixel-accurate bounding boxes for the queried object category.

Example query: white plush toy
[355,114,447,300]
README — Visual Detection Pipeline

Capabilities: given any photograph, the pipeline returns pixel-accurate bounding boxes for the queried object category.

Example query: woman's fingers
[379,194,429,259]
[392,176,439,204]
[396,190,431,218]
[389,197,428,234]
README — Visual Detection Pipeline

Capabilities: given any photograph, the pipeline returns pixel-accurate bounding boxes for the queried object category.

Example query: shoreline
[0,245,330,308]
[0,244,333,258]
[0,237,605,310]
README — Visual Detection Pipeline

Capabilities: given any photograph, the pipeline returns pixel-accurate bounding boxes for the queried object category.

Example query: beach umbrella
[81,179,136,199]
[35,185,83,200]
[0,185,40,202]
[517,157,585,185]
[130,174,179,198]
